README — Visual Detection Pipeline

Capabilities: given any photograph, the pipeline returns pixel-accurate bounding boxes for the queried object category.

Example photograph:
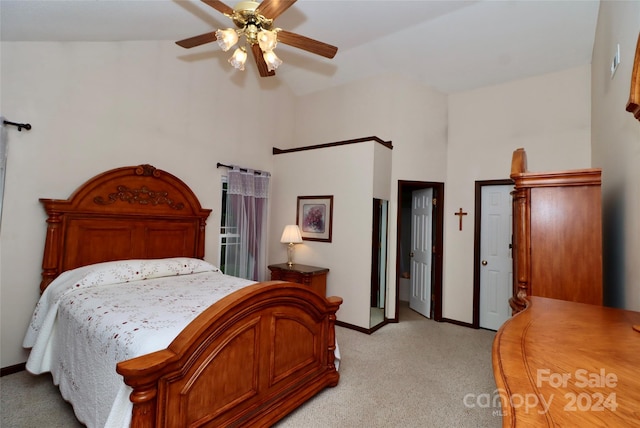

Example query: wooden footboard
[117,281,342,428]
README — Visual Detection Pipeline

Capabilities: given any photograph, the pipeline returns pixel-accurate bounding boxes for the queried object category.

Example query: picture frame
[296,195,333,242]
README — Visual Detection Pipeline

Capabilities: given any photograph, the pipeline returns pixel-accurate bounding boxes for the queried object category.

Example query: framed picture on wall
[297,195,333,242]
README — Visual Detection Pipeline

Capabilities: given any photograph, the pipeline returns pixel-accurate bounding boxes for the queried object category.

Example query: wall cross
[454,208,468,231]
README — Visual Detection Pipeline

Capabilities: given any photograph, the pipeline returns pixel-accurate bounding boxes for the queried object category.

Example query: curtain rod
[216,162,269,176]
[3,120,32,132]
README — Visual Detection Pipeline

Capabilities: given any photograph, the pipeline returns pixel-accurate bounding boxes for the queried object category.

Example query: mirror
[370,199,388,328]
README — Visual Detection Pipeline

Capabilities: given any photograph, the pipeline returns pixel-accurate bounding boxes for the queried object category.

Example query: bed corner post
[128,388,158,428]
[326,296,342,384]
[117,346,181,428]
[117,368,160,428]
[197,217,207,259]
[39,201,63,293]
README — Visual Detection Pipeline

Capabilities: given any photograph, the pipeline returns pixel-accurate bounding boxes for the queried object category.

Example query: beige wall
[591,2,640,311]
[1,43,449,367]
[269,141,391,328]
[3,17,628,367]
[289,75,449,319]
[446,66,593,323]
[293,68,594,325]
[0,41,295,367]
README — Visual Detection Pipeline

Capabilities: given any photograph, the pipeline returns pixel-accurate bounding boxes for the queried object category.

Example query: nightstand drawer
[268,263,329,297]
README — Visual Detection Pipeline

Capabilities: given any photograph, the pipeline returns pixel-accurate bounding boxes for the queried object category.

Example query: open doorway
[395,180,444,321]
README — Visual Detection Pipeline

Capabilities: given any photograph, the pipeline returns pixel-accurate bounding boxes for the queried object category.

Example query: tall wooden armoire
[509,148,603,313]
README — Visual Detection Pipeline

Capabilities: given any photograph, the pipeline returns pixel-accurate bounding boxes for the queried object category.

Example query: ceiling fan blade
[201,0,234,16]
[252,44,276,77]
[256,0,297,20]
[277,30,338,59]
[176,31,218,49]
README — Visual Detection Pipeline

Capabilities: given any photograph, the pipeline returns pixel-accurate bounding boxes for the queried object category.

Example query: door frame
[394,180,444,322]
[472,179,513,328]
[371,198,387,308]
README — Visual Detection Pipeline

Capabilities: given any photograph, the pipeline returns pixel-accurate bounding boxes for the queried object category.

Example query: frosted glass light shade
[228,47,248,70]
[216,28,239,51]
[263,50,282,72]
[257,29,277,52]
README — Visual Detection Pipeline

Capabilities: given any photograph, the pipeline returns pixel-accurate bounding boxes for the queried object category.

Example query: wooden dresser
[268,263,329,297]
[493,296,640,427]
[509,148,603,313]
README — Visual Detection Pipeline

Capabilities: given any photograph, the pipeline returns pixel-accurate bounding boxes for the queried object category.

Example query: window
[218,169,270,281]
[218,177,238,274]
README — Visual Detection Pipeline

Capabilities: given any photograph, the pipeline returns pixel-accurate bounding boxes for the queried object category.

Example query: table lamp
[280,225,303,267]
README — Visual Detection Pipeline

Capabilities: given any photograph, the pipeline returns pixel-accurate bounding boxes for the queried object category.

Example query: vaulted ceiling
[0,0,600,96]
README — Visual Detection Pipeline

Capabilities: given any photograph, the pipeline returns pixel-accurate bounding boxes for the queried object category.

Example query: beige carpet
[1,303,501,427]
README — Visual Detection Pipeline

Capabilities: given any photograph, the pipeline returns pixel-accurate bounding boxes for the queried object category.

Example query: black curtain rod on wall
[3,120,32,131]
[216,162,268,176]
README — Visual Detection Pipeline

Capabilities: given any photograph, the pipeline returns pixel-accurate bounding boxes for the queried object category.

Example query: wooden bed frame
[38,164,342,427]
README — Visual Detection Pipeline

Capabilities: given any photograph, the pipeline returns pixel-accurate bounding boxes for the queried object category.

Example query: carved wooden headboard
[39,164,212,292]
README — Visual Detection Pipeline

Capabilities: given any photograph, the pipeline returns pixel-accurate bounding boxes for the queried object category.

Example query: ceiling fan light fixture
[216,28,239,51]
[257,29,278,52]
[229,46,248,70]
[176,0,339,77]
[263,50,282,72]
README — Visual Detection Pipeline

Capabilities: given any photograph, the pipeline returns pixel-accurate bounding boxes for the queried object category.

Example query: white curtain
[224,167,270,281]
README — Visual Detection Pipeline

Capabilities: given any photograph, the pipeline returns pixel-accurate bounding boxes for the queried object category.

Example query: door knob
[410,252,414,257]
[481,260,488,266]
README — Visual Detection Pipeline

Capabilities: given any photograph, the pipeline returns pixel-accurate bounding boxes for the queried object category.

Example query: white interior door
[479,184,513,330]
[410,188,433,318]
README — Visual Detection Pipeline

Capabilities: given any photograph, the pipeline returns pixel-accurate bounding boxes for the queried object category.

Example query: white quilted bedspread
[23,258,255,428]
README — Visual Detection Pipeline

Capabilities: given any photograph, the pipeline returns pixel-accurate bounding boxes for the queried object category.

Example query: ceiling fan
[176,0,338,77]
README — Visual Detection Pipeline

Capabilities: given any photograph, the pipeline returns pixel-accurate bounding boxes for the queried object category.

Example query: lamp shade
[228,46,248,70]
[280,225,302,244]
[216,28,239,51]
[257,29,277,52]
[263,50,282,72]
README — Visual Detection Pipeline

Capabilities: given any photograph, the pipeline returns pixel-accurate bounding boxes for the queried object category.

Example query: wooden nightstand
[268,263,329,297]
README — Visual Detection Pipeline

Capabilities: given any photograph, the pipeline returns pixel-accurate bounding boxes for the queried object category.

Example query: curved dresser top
[492,296,640,427]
